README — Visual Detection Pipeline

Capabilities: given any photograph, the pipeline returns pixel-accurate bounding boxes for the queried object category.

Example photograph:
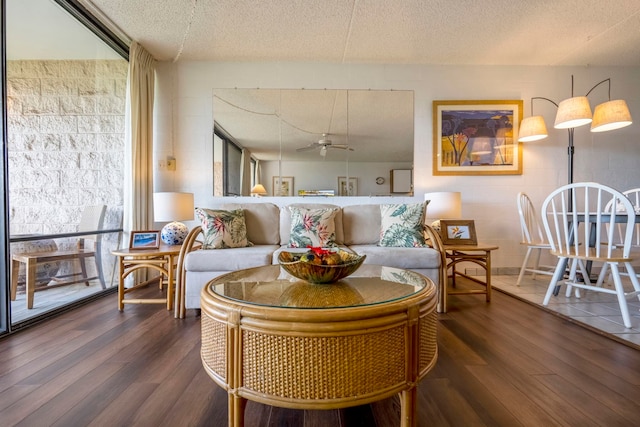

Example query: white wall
[153,62,640,270]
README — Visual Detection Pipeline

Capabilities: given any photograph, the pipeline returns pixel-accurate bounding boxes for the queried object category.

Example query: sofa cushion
[280,203,344,245]
[195,208,252,249]
[184,245,280,271]
[342,204,381,245]
[349,244,440,269]
[287,206,339,248]
[379,202,427,247]
[221,202,280,245]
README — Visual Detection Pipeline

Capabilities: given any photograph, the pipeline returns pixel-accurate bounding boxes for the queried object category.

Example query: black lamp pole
[529,96,574,205]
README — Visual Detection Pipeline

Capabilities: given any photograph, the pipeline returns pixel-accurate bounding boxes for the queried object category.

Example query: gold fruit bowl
[278,249,366,284]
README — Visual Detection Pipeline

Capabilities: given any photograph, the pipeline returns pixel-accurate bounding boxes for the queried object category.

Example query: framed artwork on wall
[129,231,160,249]
[433,100,523,176]
[272,176,294,196]
[439,220,478,245]
[338,177,358,196]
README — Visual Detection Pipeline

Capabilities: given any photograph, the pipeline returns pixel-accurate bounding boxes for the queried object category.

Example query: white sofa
[176,202,445,317]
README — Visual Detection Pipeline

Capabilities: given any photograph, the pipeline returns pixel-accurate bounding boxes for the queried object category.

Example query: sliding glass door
[3,0,127,331]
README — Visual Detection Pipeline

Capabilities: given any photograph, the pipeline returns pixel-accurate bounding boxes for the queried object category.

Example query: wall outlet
[158,160,166,169]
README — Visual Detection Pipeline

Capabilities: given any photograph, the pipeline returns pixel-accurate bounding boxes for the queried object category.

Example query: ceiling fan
[296,134,352,157]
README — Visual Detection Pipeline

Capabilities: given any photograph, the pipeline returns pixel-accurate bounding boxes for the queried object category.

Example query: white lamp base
[161,221,189,245]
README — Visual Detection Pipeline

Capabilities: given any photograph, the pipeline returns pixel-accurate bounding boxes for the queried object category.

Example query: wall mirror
[212,88,414,196]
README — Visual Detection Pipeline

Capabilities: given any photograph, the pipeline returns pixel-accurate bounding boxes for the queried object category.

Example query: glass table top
[207,264,432,309]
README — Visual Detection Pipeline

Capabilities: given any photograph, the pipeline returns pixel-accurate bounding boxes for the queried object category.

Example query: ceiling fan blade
[296,144,319,152]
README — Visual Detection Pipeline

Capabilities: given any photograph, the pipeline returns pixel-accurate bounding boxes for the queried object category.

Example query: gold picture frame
[439,220,477,245]
[433,100,523,175]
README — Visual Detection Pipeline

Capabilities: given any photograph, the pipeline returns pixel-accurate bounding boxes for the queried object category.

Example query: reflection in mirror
[212,89,414,196]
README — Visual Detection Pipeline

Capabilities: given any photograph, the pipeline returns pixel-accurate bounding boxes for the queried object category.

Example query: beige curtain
[255,160,262,185]
[240,148,252,196]
[124,41,156,243]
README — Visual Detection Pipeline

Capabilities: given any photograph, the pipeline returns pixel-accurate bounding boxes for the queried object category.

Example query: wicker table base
[200,265,438,427]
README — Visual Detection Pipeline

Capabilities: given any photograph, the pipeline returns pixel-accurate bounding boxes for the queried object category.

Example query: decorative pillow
[288,206,338,248]
[379,202,427,247]
[195,208,253,249]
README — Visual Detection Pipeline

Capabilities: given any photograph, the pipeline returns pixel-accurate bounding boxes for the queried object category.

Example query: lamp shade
[154,192,194,245]
[554,96,592,129]
[470,138,492,155]
[153,192,194,222]
[590,99,633,132]
[518,116,548,142]
[424,192,462,219]
[250,184,267,196]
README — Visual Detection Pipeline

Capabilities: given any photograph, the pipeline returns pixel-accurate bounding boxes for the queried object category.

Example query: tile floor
[491,274,640,350]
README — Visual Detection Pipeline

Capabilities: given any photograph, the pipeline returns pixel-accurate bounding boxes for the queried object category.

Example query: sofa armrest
[176,225,203,318]
[424,224,447,313]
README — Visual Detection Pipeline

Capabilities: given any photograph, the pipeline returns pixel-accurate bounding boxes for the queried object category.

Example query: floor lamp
[518,76,633,195]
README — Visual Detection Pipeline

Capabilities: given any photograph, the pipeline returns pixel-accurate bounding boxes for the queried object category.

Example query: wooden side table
[442,243,499,312]
[112,244,182,311]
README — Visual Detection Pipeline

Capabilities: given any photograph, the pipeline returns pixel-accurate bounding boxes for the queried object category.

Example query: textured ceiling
[67,0,640,163]
[80,0,640,66]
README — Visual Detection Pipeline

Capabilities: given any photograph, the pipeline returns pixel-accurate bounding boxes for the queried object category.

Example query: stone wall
[7,59,128,285]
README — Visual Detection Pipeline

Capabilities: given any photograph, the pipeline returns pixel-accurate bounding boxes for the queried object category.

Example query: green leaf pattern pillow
[288,207,338,248]
[195,208,253,249]
[379,203,427,247]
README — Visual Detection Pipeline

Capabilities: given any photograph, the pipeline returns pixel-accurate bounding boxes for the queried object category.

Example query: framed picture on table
[129,231,160,249]
[433,100,523,176]
[439,220,477,245]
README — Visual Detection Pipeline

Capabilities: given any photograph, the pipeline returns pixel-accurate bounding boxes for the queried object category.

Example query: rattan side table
[112,244,182,311]
[442,242,499,312]
[200,264,438,427]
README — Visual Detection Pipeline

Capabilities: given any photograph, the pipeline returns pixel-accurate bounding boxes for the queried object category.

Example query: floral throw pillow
[379,202,427,247]
[288,207,338,248]
[195,208,253,249]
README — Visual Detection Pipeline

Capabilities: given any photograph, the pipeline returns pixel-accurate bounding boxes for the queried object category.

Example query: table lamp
[424,191,462,230]
[250,184,267,197]
[153,192,194,245]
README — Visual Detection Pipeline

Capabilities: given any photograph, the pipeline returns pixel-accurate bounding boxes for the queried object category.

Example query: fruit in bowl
[278,247,366,284]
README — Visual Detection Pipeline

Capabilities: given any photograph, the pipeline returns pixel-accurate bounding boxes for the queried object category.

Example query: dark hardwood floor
[1,282,639,426]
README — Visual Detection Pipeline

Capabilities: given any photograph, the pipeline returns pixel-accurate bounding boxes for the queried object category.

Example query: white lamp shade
[153,192,194,222]
[250,184,267,196]
[590,99,633,132]
[470,137,492,155]
[424,191,462,219]
[518,116,548,142]
[554,96,592,129]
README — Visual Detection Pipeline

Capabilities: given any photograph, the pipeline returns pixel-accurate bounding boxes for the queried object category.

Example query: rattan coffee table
[200,264,438,427]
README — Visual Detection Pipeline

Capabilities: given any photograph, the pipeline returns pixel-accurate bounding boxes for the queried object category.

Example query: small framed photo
[129,231,160,249]
[273,176,294,196]
[439,220,477,245]
[338,176,358,196]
